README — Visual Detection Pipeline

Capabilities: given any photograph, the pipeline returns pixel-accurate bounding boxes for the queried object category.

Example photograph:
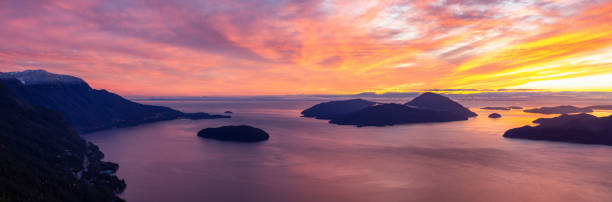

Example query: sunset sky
[1,0,611,96]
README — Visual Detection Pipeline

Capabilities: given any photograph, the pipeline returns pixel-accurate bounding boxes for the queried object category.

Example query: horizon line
[124,90,612,98]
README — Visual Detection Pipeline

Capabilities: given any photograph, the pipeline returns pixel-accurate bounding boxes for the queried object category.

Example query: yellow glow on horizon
[456,29,612,73]
[441,23,612,92]
[2,1,612,96]
[509,73,612,91]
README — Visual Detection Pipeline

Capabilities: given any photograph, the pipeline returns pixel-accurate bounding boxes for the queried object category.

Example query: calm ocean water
[84,97,612,202]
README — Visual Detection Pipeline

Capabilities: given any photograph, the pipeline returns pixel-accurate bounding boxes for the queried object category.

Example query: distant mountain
[301,99,376,119]
[0,69,86,85]
[405,92,477,117]
[0,70,229,133]
[586,105,612,110]
[523,105,593,114]
[504,114,612,146]
[302,92,476,127]
[329,103,468,127]
[0,81,125,201]
[481,107,510,110]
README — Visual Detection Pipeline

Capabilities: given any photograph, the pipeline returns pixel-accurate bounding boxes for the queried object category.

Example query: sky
[1,0,611,96]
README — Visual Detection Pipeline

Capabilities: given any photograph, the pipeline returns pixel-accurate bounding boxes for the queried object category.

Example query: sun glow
[0,0,611,95]
[509,73,612,91]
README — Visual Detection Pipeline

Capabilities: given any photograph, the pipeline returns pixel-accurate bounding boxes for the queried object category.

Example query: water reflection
[84,99,612,202]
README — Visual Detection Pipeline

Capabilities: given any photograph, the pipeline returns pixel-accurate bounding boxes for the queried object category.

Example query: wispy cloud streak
[0,0,610,95]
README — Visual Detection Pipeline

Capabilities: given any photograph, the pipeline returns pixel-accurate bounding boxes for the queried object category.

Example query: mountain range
[0,70,229,133]
[0,80,125,201]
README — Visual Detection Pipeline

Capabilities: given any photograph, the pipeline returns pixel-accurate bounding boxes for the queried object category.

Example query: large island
[503,113,612,146]
[302,92,477,127]
[329,103,469,126]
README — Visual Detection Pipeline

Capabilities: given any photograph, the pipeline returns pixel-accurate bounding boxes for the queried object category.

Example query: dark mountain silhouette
[503,114,612,146]
[0,69,86,85]
[523,105,593,114]
[329,104,468,127]
[301,99,376,119]
[0,81,125,202]
[405,92,478,117]
[0,70,229,133]
[302,93,475,127]
[197,125,269,142]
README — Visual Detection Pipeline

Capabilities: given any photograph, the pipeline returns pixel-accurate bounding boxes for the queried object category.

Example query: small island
[183,112,231,120]
[523,105,593,114]
[509,106,523,110]
[481,107,510,110]
[197,125,270,142]
[488,113,502,118]
[224,111,233,114]
[503,114,612,146]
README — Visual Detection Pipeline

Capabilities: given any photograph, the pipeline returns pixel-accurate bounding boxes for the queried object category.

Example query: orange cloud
[0,0,610,95]
[440,3,612,90]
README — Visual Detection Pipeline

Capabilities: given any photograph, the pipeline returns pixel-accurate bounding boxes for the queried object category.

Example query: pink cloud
[0,0,610,95]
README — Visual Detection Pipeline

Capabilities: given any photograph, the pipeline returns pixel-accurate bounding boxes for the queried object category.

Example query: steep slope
[301,99,376,119]
[0,70,229,133]
[0,81,126,202]
[405,92,477,117]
